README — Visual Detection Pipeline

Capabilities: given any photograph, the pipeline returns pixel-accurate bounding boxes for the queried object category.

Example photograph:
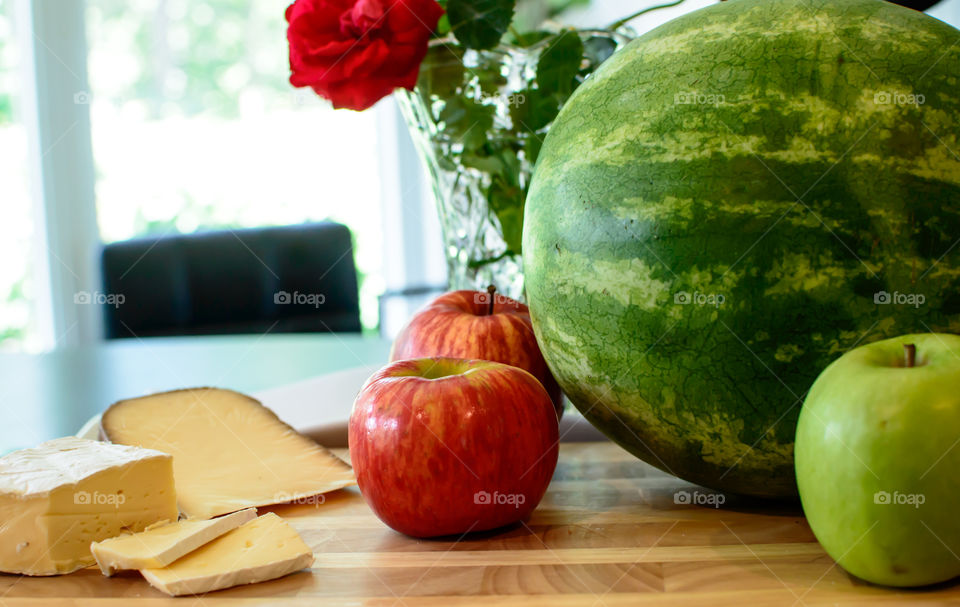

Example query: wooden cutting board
[2,442,957,605]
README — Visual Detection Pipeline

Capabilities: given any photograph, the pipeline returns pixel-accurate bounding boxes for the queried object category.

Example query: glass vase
[396,29,632,301]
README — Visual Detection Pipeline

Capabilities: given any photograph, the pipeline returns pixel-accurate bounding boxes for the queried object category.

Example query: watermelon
[523,0,960,498]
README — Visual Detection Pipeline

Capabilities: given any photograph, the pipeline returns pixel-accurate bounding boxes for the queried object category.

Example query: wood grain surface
[2,442,958,606]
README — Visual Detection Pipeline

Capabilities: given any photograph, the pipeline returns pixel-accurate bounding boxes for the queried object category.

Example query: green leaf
[499,146,521,187]
[464,144,520,184]
[438,97,495,152]
[510,87,560,132]
[544,0,591,18]
[418,44,465,100]
[435,13,451,36]
[524,134,543,166]
[462,150,505,174]
[447,0,515,51]
[487,178,524,253]
[508,30,552,48]
[472,53,508,95]
[536,30,584,97]
[437,155,458,172]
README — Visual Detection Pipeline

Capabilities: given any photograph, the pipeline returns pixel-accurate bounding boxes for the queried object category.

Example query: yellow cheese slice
[101,387,355,519]
[0,437,178,576]
[91,507,257,575]
[140,512,314,596]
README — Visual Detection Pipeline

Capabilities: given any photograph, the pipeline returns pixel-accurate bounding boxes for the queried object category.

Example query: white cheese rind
[91,507,257,575]
[0,438,178,576]
[139,512,314,596]
[0,437,171,496]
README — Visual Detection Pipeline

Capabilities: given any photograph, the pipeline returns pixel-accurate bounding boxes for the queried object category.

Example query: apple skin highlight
[796,333,960,587]
[390,289,563,417]
[349,357,559,538]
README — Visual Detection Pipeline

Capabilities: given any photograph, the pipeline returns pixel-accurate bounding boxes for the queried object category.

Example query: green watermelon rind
[523,0,960,498]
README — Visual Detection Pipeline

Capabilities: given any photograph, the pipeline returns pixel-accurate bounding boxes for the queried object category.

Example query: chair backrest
[101,222,361,338]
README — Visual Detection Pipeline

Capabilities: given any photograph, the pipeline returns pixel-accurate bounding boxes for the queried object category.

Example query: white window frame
[16,0,100,348]
[12,0,445,348]
[375,99,446,338]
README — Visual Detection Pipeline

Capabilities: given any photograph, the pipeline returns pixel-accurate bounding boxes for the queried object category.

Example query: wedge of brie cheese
[101,387,355,519]
[0,437,178,575]
[91,507,256,575]
[140,512,314,596]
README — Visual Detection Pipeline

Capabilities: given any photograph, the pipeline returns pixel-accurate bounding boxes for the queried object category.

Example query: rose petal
[286,0,445,110]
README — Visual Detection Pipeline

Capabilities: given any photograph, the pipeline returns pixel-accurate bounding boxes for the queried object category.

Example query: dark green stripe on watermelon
[523,0,960,498]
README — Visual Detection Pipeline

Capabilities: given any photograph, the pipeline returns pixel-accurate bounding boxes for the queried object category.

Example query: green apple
[796,333,960,587]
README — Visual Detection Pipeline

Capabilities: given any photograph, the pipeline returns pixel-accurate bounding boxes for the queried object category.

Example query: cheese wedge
[91,507,257,575]
[0,437,178,575]
[140,512,314,596]
[101,388,355,519]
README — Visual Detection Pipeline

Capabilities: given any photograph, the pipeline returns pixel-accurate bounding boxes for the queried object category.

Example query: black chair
[101,222,361,338]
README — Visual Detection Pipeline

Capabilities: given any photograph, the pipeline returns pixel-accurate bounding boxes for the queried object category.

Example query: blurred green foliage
[87,0,292,120]
[515,0,591,30]
[0,0,595,342]
[1,277,25,344]
[0,0,13,124]
[0,0,592,125]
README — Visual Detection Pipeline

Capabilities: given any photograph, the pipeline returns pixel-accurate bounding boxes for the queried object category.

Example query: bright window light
[86,0,385,331]
[0,0,40,351]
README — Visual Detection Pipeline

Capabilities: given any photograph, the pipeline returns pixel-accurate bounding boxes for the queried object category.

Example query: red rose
[286,0,444,111]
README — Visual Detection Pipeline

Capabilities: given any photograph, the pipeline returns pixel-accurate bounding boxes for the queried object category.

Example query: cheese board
[1,348,954,603]
[3,441,959,604]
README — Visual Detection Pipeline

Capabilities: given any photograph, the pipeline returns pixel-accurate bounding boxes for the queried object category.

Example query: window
[0,0,40,351]
[86,0,385,331]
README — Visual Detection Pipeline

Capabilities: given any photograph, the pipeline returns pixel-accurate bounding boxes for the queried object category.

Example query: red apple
[390,287,563,417]
[348,357,559,538]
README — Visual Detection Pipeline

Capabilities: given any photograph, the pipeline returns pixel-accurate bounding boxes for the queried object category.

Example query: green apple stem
[904,343,916,368]
[487,285,496,315]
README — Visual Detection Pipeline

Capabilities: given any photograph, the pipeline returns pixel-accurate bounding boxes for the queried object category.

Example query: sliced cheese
[91,507,257,575]
[101,387,355,519]
[140,512,314,596]
[0,437,178,576]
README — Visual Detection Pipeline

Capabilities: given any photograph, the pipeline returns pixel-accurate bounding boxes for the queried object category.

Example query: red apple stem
[904,343,916,368]
[487,285,496,315]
